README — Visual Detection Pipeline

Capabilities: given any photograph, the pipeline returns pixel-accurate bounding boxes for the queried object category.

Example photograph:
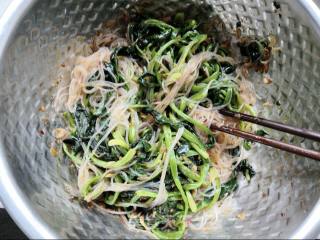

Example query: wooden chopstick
[219,109,320,142]
[211,125,320,161]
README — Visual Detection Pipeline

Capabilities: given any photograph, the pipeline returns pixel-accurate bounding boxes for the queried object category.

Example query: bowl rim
[0,0,319,239]
[0,0,57,238]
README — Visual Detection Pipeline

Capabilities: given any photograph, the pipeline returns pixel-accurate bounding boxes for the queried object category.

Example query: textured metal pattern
[0,0,319,238]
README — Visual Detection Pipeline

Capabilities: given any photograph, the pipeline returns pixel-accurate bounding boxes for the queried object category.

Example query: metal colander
[0,0,320,238]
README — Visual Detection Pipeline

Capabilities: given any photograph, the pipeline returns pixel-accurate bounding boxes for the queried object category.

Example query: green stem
[191,83,207,92]
[190,80,214,101]
[177,161,200,181]
[108,139,129,149]
[190,142,209,160]
[91,148,136,169]
[202,67,220,83]
[143,19,178,31]
[63,112,76,133]
[179,98,187,112]
[80,175,100,197]
[178,34,207,65]
[163,126,189,216]
[62,143,82,165]
[152,222,186,239]
[183,163,209,191]
[197,167,221,210]
[148,38,180,73]
[170,103,214,136]
[168,112,209,159]
[186,191,197,212]
[143,152,163,169]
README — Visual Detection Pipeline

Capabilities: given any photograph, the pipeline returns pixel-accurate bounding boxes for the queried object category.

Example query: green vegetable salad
[56,17,273,238]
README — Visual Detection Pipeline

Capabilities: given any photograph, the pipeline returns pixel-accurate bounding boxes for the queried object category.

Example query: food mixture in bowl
[53,15,275,238]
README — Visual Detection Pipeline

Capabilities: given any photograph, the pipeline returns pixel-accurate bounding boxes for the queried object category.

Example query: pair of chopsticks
[211,109,320,161]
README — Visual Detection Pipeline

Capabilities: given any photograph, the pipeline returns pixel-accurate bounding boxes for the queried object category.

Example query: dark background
[0,209,27,239]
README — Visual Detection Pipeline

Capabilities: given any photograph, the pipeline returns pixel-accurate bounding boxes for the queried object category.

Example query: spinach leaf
[143,107,181,128]
[103,63,118,83]
[188,154,204,166]
[134,139,152,153]
[238,38,270,63]
[208,87,238,110]
[220,62,236,74]
[205,135,216,149]
[219,176,238,200]
[73,104,95,139]
[110,46,145,83]
[243,140,252,151]
[235,159,256,181]
[243,130,268,151]
[144,198,184,231]
[63,137,82,154]
[137,73,159,88]
[128,19,177,49]
[239,41,262,62]
[256,129,268,137]
[228,146,240,157]
[131,127,152,156]
[219,159,255,199]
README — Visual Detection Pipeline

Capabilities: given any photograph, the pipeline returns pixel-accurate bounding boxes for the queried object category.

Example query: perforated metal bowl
[0,0,320,238]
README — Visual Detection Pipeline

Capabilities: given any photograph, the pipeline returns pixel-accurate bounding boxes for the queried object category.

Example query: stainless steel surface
[0,0,319,239]
[0,0,12,211]
[0,0,11,17]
